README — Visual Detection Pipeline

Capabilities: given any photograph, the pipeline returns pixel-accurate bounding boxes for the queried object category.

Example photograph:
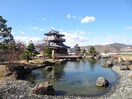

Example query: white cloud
[14,36,42,45]
[67,14,96,24]
[62,32,132,46]
[12,30,27,36]
[67,14,71,18]
[37,18,47,21]
[61,30,89,47]
[14,30,89,47]
[87,32,95,34]
[81,16,96,23]
[29,26,46,32]
[66,14,81,19]
[104,35,131,44]
[19,31,26,35]
[125,26,132,30]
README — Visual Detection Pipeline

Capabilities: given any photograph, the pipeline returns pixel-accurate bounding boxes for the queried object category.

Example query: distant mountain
[80,43,132,53]
[109,43,127,47]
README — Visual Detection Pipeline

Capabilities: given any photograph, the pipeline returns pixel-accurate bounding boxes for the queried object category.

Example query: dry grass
[119,54,132,60]
[18,58,55,68]
[0,58,55,80]
[0,65,6,80]
[29,58,54,64]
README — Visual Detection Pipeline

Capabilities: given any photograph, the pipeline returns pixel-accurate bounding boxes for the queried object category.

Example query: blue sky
[0,0,132,47]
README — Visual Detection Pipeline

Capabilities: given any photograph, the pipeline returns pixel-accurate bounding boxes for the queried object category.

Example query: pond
[27,59,118,96]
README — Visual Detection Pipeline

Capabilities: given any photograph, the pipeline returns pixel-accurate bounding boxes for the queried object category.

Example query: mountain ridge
[80,43,132,53]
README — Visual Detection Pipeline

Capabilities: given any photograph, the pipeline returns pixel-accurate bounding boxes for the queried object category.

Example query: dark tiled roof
[44,30,64,36]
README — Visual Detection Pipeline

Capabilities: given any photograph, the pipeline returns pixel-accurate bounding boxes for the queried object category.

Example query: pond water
[27,59,118,96]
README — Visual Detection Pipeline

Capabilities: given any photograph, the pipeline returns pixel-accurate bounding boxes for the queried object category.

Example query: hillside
[80,43,132,53]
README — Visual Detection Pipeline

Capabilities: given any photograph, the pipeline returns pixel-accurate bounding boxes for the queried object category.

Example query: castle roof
[44,30,64,36]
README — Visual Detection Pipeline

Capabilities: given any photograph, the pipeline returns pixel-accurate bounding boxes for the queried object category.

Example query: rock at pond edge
[31,82,55,95]
[96,77,109,87]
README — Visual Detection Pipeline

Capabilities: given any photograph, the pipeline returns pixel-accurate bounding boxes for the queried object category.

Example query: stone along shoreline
[97,66,132,99]
[0,65,132,99]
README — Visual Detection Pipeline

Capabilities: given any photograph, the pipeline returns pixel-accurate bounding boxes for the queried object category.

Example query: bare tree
[104,45,110,54]
[35,43,46,60]
[6,42,26,71]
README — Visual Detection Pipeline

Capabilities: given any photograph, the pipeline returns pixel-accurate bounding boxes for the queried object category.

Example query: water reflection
[89,59,96,71]
[81,59,86,64]
[27,59,118,96]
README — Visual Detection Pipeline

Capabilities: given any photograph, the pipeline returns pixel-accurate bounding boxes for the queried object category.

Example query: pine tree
[43,47,52,58]
[0,16,16,70]
[89,46,97,56]
[0,16,15,46]
[22,41,38,62]
[26,41,36,56]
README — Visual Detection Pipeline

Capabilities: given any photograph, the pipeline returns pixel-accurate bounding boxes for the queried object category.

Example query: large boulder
[96,77,109,87]
[120,66,130,70]
[104,56,118,66]
[128,71,132,79]
[118,57,124,63]
[42,61,55,66]
[31,61,55,71]
[105,61,113,67]
[55,59,67,64]
[31,82,55,95]
[13,65,32,79]
[45,66,53,71]
[112,57,118,65]
[5,71,13,77]
[128,65,132,70]
[120,60,132,66]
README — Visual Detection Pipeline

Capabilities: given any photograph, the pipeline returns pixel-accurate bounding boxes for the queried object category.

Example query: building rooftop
[44,30,64,37]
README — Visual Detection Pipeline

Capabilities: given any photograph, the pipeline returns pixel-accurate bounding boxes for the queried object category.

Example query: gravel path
[0,66,132,99]
[97,66,132,99]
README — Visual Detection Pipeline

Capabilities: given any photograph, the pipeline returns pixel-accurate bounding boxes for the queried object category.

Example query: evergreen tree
[0,16,15,46]
[22,41,38,62]
[89,46,97,56]
[0,16,15,64]
[43,47,52,58]
[82,49,86,55]
[26,41,36,56]
[22,50,31,63]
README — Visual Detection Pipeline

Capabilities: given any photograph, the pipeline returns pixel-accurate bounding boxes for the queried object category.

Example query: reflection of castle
[44,30,70,55]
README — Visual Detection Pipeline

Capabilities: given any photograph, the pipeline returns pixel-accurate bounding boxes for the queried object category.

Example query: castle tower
[44,30,69,55]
